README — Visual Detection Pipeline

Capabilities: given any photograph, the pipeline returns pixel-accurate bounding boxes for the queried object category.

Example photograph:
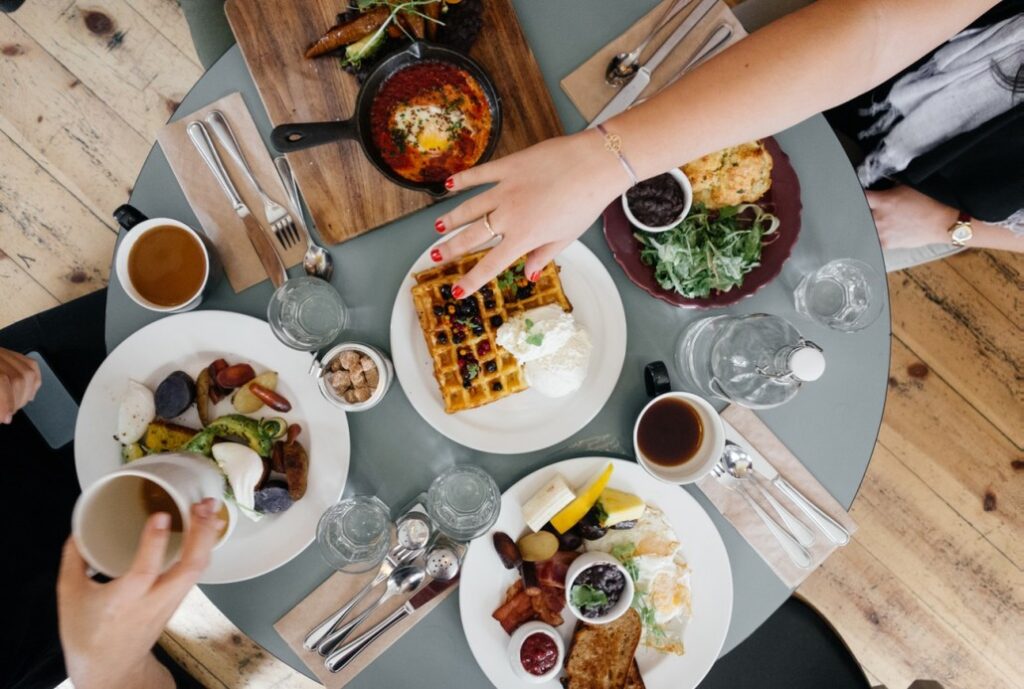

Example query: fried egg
[585,505,691,655]
[393,104,466,156]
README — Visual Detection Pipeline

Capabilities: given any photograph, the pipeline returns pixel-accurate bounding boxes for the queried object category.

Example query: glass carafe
[676,313,825,409]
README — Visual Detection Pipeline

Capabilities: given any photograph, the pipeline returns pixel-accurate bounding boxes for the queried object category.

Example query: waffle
[412,251,572,413]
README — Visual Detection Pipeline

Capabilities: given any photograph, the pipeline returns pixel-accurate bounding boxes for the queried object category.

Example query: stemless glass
[426,465,501,541]
[268,276,347,351]
[316,496,392,573]
[793,258,885,332]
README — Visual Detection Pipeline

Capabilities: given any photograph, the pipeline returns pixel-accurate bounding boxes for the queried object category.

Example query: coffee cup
[72,453,234,577]
[633,392,725,484]
[114,212,212,313]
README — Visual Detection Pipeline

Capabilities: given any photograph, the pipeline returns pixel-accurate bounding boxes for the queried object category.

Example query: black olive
[556,528,583,551]
[577,510,607,540]
[154,370,196,419]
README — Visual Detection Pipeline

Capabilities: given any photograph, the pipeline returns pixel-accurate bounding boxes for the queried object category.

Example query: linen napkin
[560,0,746,123]
[157,92,307,293]
[697,406,858,588]
[273,569,458,688]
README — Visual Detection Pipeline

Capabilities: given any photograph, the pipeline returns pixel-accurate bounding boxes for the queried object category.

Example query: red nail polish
[430,248,442,263]
[445,177,455,190]
[435,219,446,233]
[452,286,465,299]
[529,271,541,283]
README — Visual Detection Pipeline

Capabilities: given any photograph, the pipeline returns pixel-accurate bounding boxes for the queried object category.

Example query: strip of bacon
[534,550,579,589]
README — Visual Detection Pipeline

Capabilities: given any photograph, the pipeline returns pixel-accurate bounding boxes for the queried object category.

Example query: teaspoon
[274,155,335,281]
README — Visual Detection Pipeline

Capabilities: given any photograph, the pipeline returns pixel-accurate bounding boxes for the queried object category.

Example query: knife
[589,0,720,128]
[725,428,850,546]
[187,121,288,288]
[323,576,459,673]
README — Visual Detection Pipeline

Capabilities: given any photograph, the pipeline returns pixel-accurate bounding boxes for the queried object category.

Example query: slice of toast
[624,660,646,689]
[562,608,643,689]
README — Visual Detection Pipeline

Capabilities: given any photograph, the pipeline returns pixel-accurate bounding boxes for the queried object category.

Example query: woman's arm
[434,0,1001,295]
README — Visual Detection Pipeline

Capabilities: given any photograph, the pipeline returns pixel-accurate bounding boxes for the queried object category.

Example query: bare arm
[434,0,1001,294]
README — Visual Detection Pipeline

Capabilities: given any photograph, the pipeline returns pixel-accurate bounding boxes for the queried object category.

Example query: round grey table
[108,0,889,685]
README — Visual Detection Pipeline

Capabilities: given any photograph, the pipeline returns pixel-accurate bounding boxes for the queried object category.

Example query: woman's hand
[0,348,41,423]
[866,185,959,249]
[431,131,631,297]
[57,499,225,689]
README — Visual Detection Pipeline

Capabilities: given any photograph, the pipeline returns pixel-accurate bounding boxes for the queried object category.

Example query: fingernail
[529,271,541,283]
[153,512,171,530]
[452,285,465,299]
[435,219,446,233]
[430,248,443,263]
[445,177,455,190]
[212,518,227,532]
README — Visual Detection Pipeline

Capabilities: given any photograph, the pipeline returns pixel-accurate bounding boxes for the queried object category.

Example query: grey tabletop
[109,0,889,684]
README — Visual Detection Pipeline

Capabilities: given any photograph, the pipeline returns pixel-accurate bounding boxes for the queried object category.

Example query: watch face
[952,225,972,242]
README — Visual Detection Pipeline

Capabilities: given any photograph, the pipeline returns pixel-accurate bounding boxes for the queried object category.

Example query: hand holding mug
[57,499,224,689]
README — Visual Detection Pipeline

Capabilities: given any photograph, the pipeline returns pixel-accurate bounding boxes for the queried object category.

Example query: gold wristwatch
[948,211,973,247]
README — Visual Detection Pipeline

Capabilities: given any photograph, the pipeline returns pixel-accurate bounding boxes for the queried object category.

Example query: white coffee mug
[72,453,233,577]
[114,218,211,313]
[633,392,725,484]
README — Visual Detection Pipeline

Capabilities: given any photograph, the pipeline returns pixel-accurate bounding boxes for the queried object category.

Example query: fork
[303,544,419,653]
[204,110,301,249]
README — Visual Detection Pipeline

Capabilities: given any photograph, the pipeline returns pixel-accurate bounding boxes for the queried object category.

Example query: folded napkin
[157,92,307,293]
[560,0,746,122]
[274,568,458,688]
[697,406,858,588]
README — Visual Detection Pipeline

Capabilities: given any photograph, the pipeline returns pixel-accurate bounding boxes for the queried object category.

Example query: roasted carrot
[304,7,390,59]
[425,0,441,40]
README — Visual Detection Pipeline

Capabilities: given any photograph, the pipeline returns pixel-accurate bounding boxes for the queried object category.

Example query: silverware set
[711,441,850,569]
[304,511,463,673]
[187,110,335,285]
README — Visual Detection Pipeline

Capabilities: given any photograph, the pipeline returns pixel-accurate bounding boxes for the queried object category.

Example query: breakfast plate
[460,457,733,689]
[603,137,802,308]
[75,311,350,584]
[390,236,627,454]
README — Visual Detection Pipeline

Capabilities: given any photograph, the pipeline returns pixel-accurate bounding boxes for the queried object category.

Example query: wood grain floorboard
[1,1,1021,688]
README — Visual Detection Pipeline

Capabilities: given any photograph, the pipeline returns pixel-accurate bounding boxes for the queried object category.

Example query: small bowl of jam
[564,551,635,624]
[622,169,693,233]
[507,621,564,683]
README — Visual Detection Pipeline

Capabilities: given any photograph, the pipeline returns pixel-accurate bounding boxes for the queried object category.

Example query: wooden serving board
[225,0,563,245]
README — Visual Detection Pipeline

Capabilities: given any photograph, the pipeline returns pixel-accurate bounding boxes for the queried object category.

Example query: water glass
[268,276,347,351]
[426,465,501,541]
[316,496,392,573]
[793,258,884,332]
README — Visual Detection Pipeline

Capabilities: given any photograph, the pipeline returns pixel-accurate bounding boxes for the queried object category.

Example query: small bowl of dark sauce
[622,169,693,233]
[564,552,635,624]
[633,392,724,484]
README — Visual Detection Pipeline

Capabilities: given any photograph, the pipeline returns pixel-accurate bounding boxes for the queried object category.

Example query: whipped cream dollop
[497,305,592,397]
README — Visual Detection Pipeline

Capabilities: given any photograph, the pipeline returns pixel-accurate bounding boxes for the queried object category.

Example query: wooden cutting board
[225,0,563,245]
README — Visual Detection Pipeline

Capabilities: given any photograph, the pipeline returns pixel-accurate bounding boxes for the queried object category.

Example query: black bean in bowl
[570,564,627,618]
[626,172,688,228]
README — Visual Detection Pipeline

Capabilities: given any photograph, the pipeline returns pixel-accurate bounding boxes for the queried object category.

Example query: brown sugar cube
[349,369,365,387]
[329,357,344,372]
[364,367,380,389]
[359,356,376,373]
[352,386,372,403]
[338,350,361,371]
[343,389,360,404]
[329,370,351,391]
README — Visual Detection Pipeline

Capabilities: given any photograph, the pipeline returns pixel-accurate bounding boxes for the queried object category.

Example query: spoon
[315,564,425,656]
[721,443,816,548]
[606,0,694,86]
[274,155,335,281]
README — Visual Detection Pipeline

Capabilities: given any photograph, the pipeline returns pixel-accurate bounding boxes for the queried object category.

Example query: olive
[576,510,607,540]
[492,531,522,569]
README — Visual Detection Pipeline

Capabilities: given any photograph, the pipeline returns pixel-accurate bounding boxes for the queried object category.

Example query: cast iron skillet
[271,41,503,197]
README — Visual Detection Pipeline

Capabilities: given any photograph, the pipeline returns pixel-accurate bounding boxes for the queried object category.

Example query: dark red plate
[602,137,802,309]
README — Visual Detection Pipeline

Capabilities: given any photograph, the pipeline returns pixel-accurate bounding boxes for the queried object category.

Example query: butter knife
[187,121,288,288]
[324,577,458,673]
[589,0,719,128]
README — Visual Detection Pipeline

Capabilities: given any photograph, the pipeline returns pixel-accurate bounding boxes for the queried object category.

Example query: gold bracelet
[596,123,638,187]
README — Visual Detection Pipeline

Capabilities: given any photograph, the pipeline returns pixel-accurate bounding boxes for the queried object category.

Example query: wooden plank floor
[4,3,1021,688]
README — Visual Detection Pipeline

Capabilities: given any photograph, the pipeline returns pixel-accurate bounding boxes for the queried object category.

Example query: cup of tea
[72,453,233,577]
[114,214,212,313]
[633,392,725,484]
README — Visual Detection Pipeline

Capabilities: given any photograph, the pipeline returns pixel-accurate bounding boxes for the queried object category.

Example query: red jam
[520,632,559,676]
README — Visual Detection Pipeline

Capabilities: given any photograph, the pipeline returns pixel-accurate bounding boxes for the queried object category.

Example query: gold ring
[483,212,497,239]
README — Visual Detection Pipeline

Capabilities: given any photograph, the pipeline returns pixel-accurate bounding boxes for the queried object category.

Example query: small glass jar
[310,343,394,412]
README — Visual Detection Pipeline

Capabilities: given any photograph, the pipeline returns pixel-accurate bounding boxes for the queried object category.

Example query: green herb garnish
[570,584,609,611]
[593,500,609,526]
[524,318,535,329]
[526,333,544,347]
[464,362,480,381]
[634,203,780,298]
[611,542,639,581]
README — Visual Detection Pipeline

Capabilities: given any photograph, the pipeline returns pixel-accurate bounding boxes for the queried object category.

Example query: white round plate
[74,311,350,584]
[390,238,627,454]
[459,457,733,689]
